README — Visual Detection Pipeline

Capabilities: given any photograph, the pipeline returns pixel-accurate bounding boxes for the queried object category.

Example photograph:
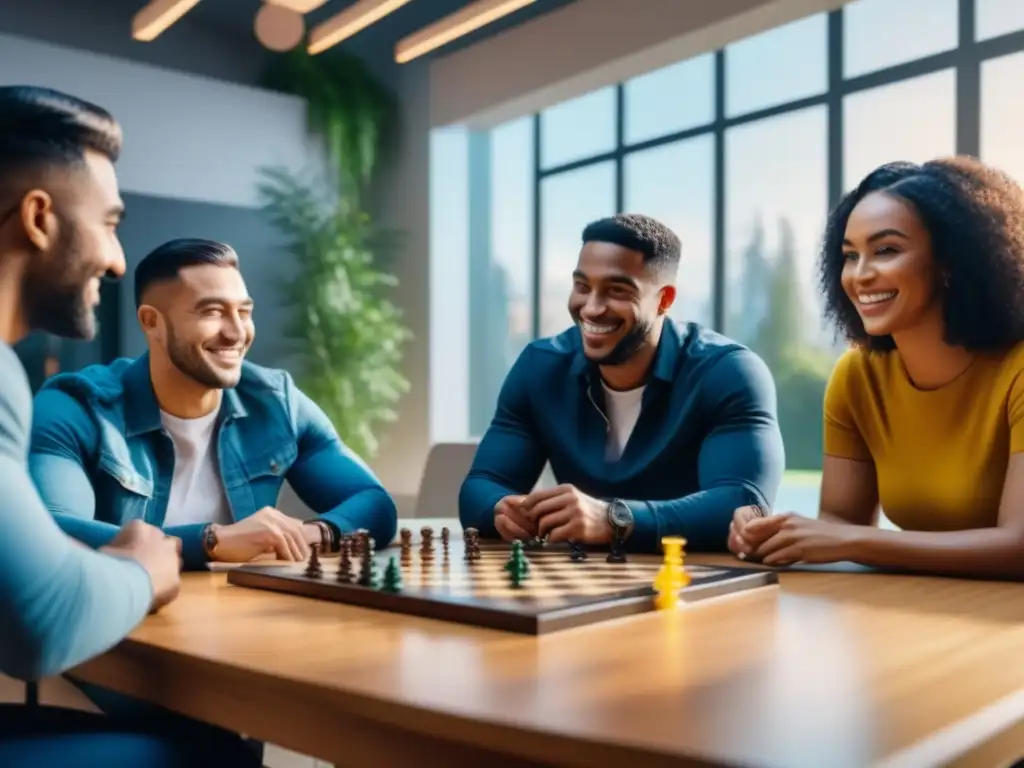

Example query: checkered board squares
[226,541,778,635]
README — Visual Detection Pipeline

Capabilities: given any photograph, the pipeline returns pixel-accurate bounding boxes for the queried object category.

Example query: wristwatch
[607,499,634,541]
[201,523,219,559]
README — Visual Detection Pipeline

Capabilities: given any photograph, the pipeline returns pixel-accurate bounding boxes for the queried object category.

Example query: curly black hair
[819,156,1024,351]
[582,213,681,276]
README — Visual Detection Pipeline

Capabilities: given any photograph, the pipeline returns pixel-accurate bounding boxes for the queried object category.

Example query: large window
[725,107,830,479]
[429,0,1024,517]
[624,136,715,325]
[538,163,616,337]
[843,70,957,188]
[980,51,1024,183]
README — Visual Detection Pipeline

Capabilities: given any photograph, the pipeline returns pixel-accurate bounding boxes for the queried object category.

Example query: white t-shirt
[160,408,232,527]
[601,382,645,461]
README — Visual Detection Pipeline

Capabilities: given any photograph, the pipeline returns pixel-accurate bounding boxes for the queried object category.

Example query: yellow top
[823,343,1024,531]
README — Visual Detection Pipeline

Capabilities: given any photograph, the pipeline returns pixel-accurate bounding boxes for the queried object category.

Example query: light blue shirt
[0,341,151,680]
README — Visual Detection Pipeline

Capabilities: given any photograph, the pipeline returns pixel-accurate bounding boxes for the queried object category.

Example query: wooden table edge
[69,640,728,768]
[874,688,1024,768]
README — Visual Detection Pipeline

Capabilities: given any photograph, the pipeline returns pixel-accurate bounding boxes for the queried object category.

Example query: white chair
[412,442,479,518]
[412,442,557,519]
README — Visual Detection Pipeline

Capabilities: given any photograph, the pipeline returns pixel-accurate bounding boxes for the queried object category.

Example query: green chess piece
[380,556,402,593]
[504,540,531,588]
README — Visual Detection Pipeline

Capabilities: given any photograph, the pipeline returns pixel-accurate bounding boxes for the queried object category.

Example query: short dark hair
[0,86,122,184]
[581,213,681,275]
[819,156,1024,352]
[134,239,239,307]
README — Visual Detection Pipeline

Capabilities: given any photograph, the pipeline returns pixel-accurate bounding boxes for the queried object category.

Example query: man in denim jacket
[28,238,398,571]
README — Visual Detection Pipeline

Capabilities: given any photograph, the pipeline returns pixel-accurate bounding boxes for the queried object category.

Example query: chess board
[226,537,778,635]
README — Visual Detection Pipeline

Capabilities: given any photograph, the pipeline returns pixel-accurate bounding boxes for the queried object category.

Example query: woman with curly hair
[728,156,1024,578]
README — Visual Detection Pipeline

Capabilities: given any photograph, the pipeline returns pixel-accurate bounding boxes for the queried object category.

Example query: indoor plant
[258,48,410,459]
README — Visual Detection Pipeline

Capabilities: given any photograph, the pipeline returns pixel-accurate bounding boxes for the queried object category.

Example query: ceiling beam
[395,0,538,63]
[132,0,203,41]
[308,0,413,55]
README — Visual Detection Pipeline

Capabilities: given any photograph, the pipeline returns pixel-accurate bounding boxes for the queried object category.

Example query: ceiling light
[263,0,328,12]
[132,0,203,42]
[394,0,537,63]
[254,3,305,51]
[307,0,413,55]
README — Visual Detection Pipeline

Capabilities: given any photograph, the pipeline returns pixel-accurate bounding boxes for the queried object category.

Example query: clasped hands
[210,506,323,563]
[494,484,612,544]
[728,505,860,566]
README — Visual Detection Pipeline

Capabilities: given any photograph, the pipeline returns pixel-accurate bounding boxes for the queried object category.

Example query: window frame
[525,0,1022,336]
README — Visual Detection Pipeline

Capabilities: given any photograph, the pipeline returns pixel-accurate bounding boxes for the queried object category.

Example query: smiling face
[142,263,254,388]
[567,241,675,365]
[20,149,126,340]
[840,191,943,340]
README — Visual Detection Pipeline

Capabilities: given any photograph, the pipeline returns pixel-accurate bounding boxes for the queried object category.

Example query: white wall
[427,125,470,446]
[0,32,312,209]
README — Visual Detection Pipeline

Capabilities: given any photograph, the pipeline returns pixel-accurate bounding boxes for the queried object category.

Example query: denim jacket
[28,354,398,569]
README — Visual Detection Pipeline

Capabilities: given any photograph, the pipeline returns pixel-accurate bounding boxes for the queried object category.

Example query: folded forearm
[458,478,507,537]
[322,488,398,547]
[626,485,749,552]
[850,527,1024,579]
[164,523,208,571]
[0,547,152,680]
[53,513,119,549]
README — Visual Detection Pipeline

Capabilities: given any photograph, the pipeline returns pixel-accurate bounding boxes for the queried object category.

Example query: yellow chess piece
[653,536,690,609]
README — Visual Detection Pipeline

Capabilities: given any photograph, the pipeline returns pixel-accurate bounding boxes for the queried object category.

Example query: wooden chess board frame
[226,541,778,634]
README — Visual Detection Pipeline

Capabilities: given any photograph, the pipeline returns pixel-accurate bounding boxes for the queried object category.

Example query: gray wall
[0,0,271,86]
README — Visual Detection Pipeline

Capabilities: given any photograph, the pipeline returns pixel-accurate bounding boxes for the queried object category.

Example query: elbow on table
[0,626,79,682]
[364,488,398,547]
[456,478,494,534]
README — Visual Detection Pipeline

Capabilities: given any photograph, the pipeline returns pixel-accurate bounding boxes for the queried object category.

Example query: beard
[22,225,98,340]
[165,323,241,389]
[579,316,654,366]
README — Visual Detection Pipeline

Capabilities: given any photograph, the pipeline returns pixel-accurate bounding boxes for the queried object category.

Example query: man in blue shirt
[0,85,259,766]
[29,237,398,571]
[459,213,784,553]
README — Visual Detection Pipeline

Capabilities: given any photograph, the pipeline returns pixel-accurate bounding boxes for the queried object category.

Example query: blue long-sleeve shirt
[28,353,397,569]
[458,321,785,552]
[0,342,152,680]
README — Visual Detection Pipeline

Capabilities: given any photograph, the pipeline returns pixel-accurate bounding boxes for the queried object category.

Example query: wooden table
[69,518,1024,768]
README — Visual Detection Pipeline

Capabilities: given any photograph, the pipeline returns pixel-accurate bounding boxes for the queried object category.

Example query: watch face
[610,502,632,527]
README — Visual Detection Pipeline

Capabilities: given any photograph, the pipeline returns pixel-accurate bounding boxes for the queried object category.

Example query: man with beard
[29,237,398,571]
[459,213,784,553]
[0,85,261,766]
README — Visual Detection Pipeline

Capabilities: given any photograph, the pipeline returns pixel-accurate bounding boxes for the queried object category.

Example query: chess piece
[420,526,434,558]
[654,536,690,609]
[380,556,402,593]
[336,538,353,583]
[464,527,481,562]
[569,541,588,561]
[304,544,323,579]
[504,540,530,587]
[358,536,379,587]
[525,535,546,550]
[441,526,450,557]
[400,527,412,551]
